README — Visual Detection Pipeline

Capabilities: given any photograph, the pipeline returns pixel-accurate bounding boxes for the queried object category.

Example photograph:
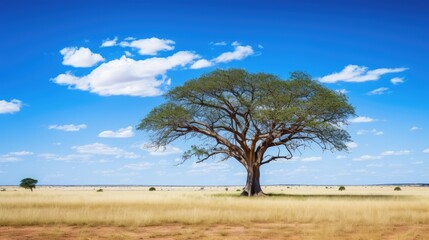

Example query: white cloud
[356,129,383,136]
[213,43,254,63]
[140,144,182,156]
[410,126,422,131]
[190,59,213,69]
[381,150,411,156]
[368,87,389,95]
[188,162,231,174]
[349,116,374,123]
[318,65,408,83]
[98,126,134,138]
[301,156,322,162]
[0,151,34,162]
[346,142,358,149]
[336,155,347,159]
[211,41,227,46]
[336,89,349,94]
[101,37,118,47]
[353,155,383,161]
[257,44,264,49]
[390,77,404,85]
[38,153,91,162]
[53,51,198,97]
[73,143,139,159]
[48,124,87,132]
[423,149,429,153]
[60,47,105,67]
[124,51,133,57]
[366,163,384,167]
[120,37,175,55]
[0,99,22,114]
[123,162,153,170]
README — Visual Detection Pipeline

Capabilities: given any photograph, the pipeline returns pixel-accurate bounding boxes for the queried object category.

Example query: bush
[96,189,103,192]
[0,188,6,192]
[394,186,402,191]
[225,187,228,191]
[149,187,156,191]
[338,186,346,191]
[236,189,241,192]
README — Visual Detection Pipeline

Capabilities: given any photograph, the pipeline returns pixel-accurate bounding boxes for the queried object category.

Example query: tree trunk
[241,164,264,196]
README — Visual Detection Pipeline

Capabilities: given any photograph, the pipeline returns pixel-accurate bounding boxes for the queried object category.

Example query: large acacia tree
[138,69,355,196]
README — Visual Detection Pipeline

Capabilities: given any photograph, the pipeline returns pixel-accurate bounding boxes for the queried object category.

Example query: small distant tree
[149,187,156,191]
[394,186,402,191]
[20,178,38,192]
[338,186,346,191]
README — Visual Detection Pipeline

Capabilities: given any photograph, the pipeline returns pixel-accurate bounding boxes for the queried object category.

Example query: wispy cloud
[0,151,34,162]
[38,153,91,162]
[349,116,374,123]
[423,149,429,153]
[98,126,134,138]
[390,77,404,85]
[368,87,389,95]
[353,155,383,161]
[346,142,358,149]
[188,162,231,174]
[336,89,349,94]
[190,59,213,69]
[410,126,422,131]
[318,65,408,83]
[73,143,139,159]
[0,99,22,114]
[49,124,87,132]
[381,150,411,156]
[356,129,383,136]
[301,156,322,162]
[140,144,182,156]
[123,162,153,170]
[60,47,105,67]
[210,41,227,46]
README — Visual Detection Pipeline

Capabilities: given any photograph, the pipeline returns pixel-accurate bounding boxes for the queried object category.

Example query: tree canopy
[20,178,38,192]
[138,69,355,196]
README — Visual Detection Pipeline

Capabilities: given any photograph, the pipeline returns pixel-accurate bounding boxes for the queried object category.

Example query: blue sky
[1,0,428,186]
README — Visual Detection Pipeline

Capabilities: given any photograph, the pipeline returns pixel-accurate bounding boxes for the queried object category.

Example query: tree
[138,69,355,196]
[20,178,38,192]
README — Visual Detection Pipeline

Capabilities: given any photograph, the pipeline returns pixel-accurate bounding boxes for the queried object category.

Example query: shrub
[225,187,229,191]
[96,189,103,192]
[338,186,346,191]
[149,187,156,191]
[0,188,6,192]
[394,186,402,191]
[236,189,241,192]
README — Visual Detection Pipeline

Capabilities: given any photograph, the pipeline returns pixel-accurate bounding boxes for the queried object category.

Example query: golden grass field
[1,185,429,239]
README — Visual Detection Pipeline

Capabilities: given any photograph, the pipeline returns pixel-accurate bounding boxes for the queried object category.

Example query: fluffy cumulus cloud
[98,126,134,138]
[72,143,138,159]
[213,41,254,63]
[38,153,91,162]
[120,37,175,55]
[60,47,105,67]
[368,87,389,95]
[140,144,182,156]
[349,116,374,123]
[53,52,198,97]
[49,124,87,132]
[101,37,118,47]
[0,99,22,114]
[54,37,257,97]
[390,77,404,85]
[318,65,408,83]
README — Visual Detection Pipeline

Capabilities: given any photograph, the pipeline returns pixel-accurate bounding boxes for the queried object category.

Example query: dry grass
[1,186,429,239]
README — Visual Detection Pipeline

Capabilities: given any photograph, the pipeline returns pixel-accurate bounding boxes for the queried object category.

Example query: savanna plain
[0,185,428,239]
